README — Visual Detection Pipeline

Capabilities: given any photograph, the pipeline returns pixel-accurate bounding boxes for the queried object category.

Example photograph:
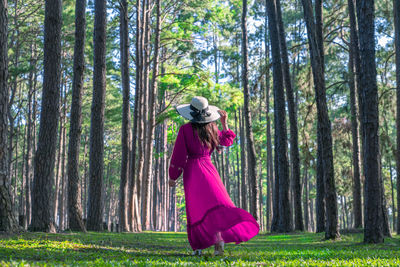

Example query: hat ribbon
[190,104,211,121]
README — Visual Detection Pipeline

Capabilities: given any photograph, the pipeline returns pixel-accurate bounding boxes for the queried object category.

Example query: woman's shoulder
[181,122,192,129]
[177,122,192,134]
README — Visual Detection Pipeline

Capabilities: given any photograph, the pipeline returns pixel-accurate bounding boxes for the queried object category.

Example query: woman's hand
[168,179,177,187]
[218,110,228,130]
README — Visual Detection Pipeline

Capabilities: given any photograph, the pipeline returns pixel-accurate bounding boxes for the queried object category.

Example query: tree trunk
[315,132,325,232]
[82,132,88,219]
[7,0,20,194]
[303,165,310,231]
[242,0,258,221]
[310,183,315,231]
[24,44,35,229]
[356,0,383,243]
[162,121,168,231]
[394,0,400,235]
[54,101,63,225]
[153,126,161,230]
[239,108,247,211]
[128,0,142,233]
[234,111,241,207]
[0,0,19,232]
[134,0,146,232]
[118,0,131,232]
[19,119,26,226]
[301,0,339,239]
[348,0,363,229]
[142,0,160,231]
[266,0,291,233]
[87,0,107,231]
[67,0,87,232]
[264,16,273,230]
[141,0,150,231]
[275,0,303,231]
[30,0,62,232]
[58,90,67,230]
[388,155,395,232]
[58,105,67,231]
[226,149,231,196]
[379,153,391,237]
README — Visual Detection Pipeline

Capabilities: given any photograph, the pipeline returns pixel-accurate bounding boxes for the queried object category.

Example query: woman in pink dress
[168,96,259,256]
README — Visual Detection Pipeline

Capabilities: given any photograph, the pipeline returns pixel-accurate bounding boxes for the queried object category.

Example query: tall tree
[128,0,142,232]
[239,108,247,210]
[356,0,383,243]
[394,0,400,235]
[30,0,62,232]
[348,0,363,229]
[266,0,292,233]
[301,0,339,239]
[275,0,303,231]
[118,0,130,232]
[0,0,19,232]
[142,0,161,231]
[315,133,325,232]
[241,0,258,221]
[135,0,146,232]
[24,43,37,229]
[67,0,87,232]
[87,0,107,231]
[264,12,273,231]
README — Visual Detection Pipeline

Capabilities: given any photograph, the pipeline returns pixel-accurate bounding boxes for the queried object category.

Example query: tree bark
[275,0,303,231]
[356,0,383,243]
[30,0,62,232]
[234,110,241,207]
[387,153,395,232]
[142,0,161,231]
[239,108,247,211]
[315,131,325,232]
[118,0,131,232]
[134,0,146,232]
[67,0,87,232]
[348,0,363,229]
[264,15,273,230]
[54,109,63,225]
[241,0,258,221]
[87,0,107,231]
[301,0,339,239]
[128,0,142,233]
[24,44,36,229]
[266,0,291,233]
[394,0,400,235]
[0,0,19,232]
[303,165,310,231]
[58,86,67,230]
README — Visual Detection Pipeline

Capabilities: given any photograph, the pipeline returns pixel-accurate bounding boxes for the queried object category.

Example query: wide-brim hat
[176,96,221,123]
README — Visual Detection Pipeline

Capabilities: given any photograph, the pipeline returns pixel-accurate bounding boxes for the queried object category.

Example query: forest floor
[0,230,399,266]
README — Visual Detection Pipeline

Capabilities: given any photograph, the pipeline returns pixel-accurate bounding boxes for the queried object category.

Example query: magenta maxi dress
[169,123,259,250]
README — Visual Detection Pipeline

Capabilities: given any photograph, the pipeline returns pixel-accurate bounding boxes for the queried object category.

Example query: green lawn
[0,231,399,266]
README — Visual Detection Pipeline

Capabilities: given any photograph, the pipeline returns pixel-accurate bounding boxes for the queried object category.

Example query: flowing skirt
[183,156,259,250]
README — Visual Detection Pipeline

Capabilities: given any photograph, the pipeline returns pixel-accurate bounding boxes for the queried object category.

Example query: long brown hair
[191,121,220,151]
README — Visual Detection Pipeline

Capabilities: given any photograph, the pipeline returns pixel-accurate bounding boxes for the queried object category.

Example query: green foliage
[1,232,400,266]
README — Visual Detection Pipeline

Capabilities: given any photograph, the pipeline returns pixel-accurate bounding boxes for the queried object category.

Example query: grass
[0,231,400,266]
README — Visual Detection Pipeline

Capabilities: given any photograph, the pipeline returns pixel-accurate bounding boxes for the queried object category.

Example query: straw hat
[176,96,221,123]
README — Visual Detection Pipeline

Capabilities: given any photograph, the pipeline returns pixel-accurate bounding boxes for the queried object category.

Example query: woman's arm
[218,110,236,146]
[168,125,188,186]
[218,110,229,131]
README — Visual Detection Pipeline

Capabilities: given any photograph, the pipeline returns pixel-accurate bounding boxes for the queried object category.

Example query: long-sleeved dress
[169,122,259,250]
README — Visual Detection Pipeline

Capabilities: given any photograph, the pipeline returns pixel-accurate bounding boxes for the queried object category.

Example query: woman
[168,96,259,256]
